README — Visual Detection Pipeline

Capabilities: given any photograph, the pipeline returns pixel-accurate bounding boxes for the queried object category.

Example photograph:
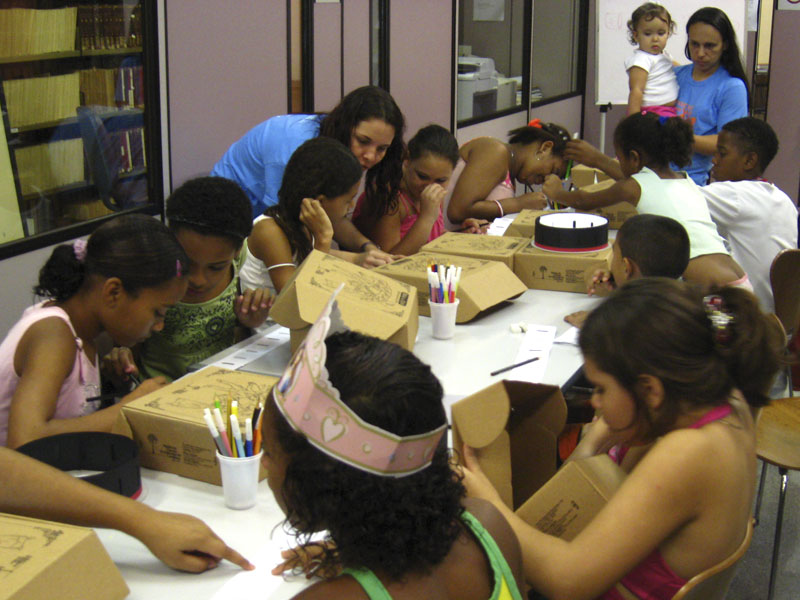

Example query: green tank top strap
[341,567,393,600]
[461,510,524,600]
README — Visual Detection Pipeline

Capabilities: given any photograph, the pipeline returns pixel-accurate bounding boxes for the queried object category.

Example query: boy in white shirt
[701,117,798,312]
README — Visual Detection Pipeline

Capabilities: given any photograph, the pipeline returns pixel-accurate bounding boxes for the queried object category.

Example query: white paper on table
[211,529,325,599]
[554,326,580,346]
[210,327,291,370]
[507,325,556,382]
[486,213,517,236]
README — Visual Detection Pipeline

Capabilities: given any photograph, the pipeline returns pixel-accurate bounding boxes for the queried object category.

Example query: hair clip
[73,239,88,262]
[528,118,542,128]
[176,259,183,277]
[658,115,669,125]
[703,294,734,345]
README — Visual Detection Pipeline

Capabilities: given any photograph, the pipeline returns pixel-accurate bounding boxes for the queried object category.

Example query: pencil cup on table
[429,299,459,340]
[216,450,262,510]
[427,264,461,340]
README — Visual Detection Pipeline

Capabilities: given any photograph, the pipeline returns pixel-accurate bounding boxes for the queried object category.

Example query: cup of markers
[203,400,265,510]
[427,263,461,340]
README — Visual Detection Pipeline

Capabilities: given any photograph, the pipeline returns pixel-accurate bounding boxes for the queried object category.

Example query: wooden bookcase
[0,0,162,258]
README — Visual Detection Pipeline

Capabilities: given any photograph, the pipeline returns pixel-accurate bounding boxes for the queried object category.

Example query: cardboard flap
[451,381,511,448]
[506,381,567,437]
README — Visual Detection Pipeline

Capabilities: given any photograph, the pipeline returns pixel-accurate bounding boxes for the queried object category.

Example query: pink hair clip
[528,118,542,128]
[73,239,88,262]
[703,294,734,345]
[176,259,183,277]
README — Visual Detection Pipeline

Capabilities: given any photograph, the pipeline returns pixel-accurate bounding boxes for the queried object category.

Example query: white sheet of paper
[487,213,517,236]
[209,327,291,370]
[507,325,556,382]
[554,326,580,346]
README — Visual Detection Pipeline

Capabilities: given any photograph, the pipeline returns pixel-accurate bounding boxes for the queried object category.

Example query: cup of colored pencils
[427,264,461,340]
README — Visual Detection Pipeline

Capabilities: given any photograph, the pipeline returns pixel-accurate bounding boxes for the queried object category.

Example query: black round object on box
[16,432,141,498]
[533,213,609,252]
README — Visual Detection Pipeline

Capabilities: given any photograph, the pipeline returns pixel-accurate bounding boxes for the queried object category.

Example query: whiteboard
[595,1,747,105]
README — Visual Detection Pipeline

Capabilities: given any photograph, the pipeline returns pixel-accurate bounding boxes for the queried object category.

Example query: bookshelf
[0,1,162,259]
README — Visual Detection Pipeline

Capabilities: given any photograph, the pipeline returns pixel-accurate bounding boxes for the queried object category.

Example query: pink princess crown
[273,284,446,477]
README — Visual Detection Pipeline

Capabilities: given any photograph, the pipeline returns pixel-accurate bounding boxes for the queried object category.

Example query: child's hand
[102,347,139,383]
[235,288,274,329]
[356,248,401,268]
[299,198,333,247]
[272,541,339,578]
[564,310,589,329]
[565,139,603,168]
[517,191,548,211]
[460,218,490,234]
[122,376,169,402]
[419,183,446,221]
[459,444,505,507]
[587,269,615,296]
[542,174,564,200]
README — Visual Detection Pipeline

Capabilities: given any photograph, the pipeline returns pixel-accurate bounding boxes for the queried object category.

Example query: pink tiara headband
[273,284,446,477]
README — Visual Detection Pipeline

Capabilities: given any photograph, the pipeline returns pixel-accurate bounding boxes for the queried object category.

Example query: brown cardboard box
[451,381,567,510]
[375,252,526,322]
[269,250,418,352]
[516,455,626,539]
[575,179,638,229]
[504,209,557,238]
[514,244,613,293]
[0,513,129,600]
[113,367,275,485]
[570,164,612,189]
[420,232,530,270]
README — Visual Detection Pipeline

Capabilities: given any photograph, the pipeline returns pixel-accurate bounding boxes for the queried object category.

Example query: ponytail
[580,278,782,439]
[614,113,694,169]
[34,214,188,302]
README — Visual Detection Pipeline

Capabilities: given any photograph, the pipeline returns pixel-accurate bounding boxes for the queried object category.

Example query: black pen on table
[490,356,540,377]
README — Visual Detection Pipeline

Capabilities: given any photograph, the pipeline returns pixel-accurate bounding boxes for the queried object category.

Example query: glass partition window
[0,0,159,254]
[457,0,586,125]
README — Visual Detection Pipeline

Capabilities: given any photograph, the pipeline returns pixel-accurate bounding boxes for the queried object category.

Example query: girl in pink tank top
[462,278,783,599]
[0,215,188,448]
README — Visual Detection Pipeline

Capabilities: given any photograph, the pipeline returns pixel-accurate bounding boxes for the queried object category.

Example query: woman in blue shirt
[674,7,748,185]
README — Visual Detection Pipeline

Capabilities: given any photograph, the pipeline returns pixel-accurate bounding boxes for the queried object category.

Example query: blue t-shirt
[674,64,747,185]
[211,114,323,217]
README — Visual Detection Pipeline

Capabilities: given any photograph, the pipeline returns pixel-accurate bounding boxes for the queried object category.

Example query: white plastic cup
[216,450,262,510]
[428,299,460,340]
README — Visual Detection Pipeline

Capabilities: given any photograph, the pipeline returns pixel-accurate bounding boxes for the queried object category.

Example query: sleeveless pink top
[602,404,733,600]
[397,190,445,242]
[0,303,100,446]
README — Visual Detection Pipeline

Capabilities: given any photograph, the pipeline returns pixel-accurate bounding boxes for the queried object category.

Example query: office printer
[457,56,498,119]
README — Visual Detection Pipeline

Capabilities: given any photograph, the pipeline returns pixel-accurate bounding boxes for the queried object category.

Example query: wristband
[360,241,379,252]
[492,199,504,218]
[16,432,142,498]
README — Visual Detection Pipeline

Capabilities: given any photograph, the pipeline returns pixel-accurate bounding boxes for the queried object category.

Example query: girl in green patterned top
[106,176,274,382]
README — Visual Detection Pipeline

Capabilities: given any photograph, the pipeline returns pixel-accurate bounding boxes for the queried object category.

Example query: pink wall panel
[389,1,453,138]
[343,0,371,93]
[313,3,343,112]
[166,1,287,188]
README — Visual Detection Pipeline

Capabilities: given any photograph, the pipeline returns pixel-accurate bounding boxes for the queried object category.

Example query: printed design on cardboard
[431,234,520,252]
[390,254,486,273]
[0,523,64,579]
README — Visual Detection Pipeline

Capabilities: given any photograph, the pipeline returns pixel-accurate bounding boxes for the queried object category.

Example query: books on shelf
[3,73,80,129]
[0,8,78,58]
[114,66,144,108]
[78,4,143,51]
[15,139,85,197]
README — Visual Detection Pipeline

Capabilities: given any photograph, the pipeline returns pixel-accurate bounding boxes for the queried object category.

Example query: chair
[671,518,754,600]
[753,397,800,600]
[770,248,800,395]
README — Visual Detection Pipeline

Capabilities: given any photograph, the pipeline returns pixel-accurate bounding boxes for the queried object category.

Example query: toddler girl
[464,277,782,599]
[0,215,187,448]
[263,291,525,599]
[625,3,678,116]
[544,112,748,289]
[354,124,487,255]
[240,137,368,296]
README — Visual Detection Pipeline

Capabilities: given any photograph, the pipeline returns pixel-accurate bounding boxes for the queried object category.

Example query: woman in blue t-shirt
[674,7,748,185]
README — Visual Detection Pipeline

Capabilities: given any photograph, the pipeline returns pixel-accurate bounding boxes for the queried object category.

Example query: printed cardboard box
[514,244,613,293]
[451,381,567,510]
[375,252,526,322]
[504,209,558,239]
[516,454,626,539]
[113,367,275,485]
[420,232,530,270]
[569,164,612,189]
[575,178,638,229]
[0,513,129,600]
[269,250,418,352]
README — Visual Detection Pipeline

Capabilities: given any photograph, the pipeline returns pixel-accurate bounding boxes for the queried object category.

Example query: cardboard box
[570,164,613,189]
[420,232,530,270]
[514,244,613,293]
[0,513,129,600]
[504,209,558,239]
[516,455,626,540]
[269,250,418,352]
[575,178,638,229]
[451,381,567,510]
[375,252,526,322]
[113,367,276,485]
